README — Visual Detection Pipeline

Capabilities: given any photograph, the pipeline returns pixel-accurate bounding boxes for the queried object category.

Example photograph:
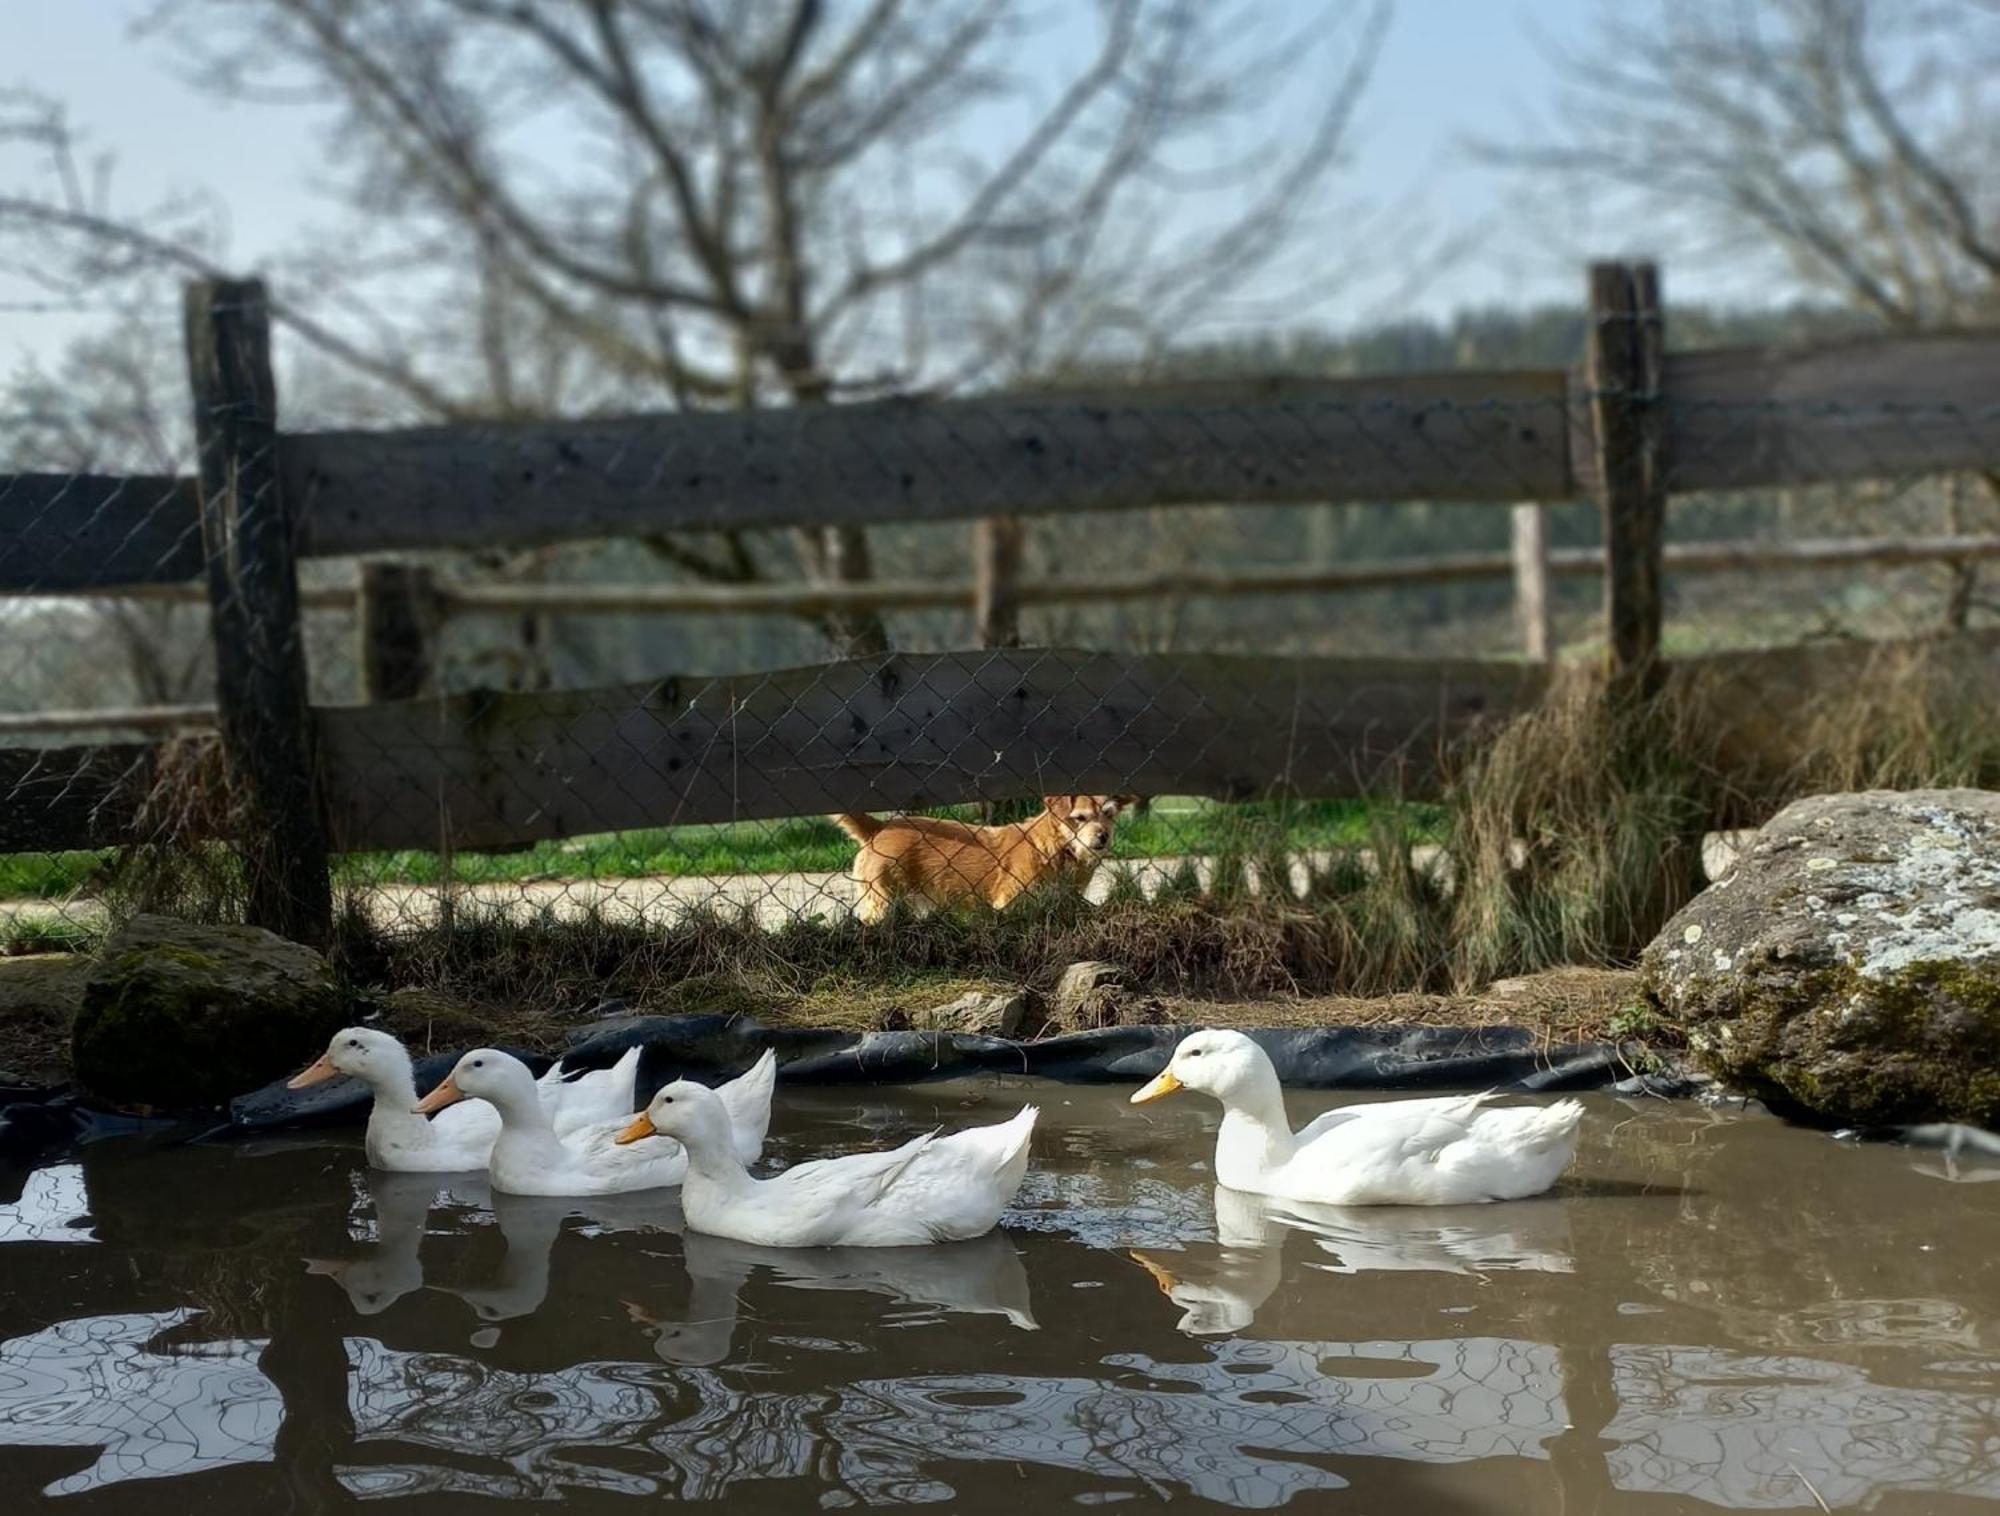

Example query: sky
[0,0,1748,371]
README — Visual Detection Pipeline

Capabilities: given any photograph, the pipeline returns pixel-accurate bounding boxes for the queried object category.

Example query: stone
[0,953,91,1089]
[72,914,345,1109]
[910,989,1033,1039]
[1640,789,2000,1126]
[1051,961,1129,1030]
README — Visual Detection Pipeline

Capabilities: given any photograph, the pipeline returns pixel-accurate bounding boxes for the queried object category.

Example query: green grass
[0,851,111,901]
[0,797,1432,903]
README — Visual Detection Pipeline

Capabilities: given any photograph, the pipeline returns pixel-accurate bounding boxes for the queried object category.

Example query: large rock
[910,989,1033,1039]
[72,915,345,1109]
[1642,789,2000,1126]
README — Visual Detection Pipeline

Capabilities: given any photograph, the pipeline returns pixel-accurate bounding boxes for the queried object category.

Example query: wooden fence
[4,261,2000,944]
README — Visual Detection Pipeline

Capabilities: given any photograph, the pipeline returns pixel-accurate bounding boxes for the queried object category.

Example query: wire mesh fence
[5,277,2000,1018]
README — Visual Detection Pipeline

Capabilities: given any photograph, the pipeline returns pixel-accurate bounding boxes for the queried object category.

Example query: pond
[2,1081,1997,1512]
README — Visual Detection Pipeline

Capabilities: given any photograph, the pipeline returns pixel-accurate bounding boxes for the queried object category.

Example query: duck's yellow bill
[411,1075,464,1115]
[289,1053,337,1090]
[614,1113,656,1146]
[1130,1069,1183,1105]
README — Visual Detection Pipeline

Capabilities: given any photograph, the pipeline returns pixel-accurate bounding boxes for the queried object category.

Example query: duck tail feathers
[1518,1098,1586,1152]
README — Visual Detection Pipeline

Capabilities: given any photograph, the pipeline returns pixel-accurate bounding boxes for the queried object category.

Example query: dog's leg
[854,884,890,925]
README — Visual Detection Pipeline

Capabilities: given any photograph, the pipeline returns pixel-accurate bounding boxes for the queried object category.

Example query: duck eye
[347,1040,361,1049]
[1186,1048,1202,1057]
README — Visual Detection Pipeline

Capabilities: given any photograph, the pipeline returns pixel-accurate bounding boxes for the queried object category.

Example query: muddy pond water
[2,1081,1998,1513]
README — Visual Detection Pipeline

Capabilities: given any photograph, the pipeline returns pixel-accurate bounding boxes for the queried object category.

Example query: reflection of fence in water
[4,1308,2000,1505]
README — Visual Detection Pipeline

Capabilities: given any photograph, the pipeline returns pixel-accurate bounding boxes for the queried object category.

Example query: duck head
[1130,1028,1270,1106]
[290,1026,410,1089]
[412,1048,536,1115]
[615,1079,729,1149]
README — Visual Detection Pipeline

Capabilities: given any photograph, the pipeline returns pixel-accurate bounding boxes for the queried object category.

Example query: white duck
[415,1047,776,1197]
[1130,1029,1583,1206]
[289,1027,643,1173]
[615,1081,1036,1247]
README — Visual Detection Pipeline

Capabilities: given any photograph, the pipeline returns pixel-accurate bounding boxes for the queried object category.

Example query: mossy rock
[72,914,345,1109]
[1641,789,2000,1126]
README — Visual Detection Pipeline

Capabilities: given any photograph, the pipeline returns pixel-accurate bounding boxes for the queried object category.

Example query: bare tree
[1484,0,2000,328]
[3,0,1393,655]
[1,299,215,707]
[1486,0,2000,630]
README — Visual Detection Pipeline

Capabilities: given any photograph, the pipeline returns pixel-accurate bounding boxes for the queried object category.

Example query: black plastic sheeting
[225,1015,1637,1135]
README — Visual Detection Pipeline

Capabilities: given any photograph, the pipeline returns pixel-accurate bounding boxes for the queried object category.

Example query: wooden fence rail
[29,530,2000,625]
[11,630,1999,856]
[6,331,1999,595]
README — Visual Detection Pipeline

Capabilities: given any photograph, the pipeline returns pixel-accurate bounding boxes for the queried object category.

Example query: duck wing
[550,1115,691,1194]
[756,1131,940,1241]
[842,1106,1039,1243]
[1293,1091,1496,1150]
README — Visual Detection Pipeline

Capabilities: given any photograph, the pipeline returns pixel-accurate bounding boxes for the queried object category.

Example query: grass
[0,796,1422,903]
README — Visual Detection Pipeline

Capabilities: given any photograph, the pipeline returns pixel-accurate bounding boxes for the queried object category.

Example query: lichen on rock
[71,914,345,1109]
[1641,789,2000,1126]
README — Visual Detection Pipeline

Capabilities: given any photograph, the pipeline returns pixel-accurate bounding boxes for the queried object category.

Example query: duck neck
[486,1083,564,1166]
[676,1125,757,1212]
[1213,1069,1297,1189]
[362,1059,427,1156]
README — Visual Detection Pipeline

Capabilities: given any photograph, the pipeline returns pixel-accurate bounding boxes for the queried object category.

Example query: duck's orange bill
[1129,1070,1183,1105]
[614,1113,656,1146]
[411,1075,465,1115]
[288,1054,338,1090]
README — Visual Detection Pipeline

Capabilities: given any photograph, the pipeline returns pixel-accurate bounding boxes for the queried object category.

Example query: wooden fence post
[973,515,1025,649]
[1511,503,1552,662]
[357,561,442,702]
[185,277,333,946]
[1586,261,1667,692]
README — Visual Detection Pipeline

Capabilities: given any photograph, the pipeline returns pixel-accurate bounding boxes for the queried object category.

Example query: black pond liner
[221,1014,1661,1136]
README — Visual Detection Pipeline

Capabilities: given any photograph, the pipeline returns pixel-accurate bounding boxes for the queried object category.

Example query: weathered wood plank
[281,370,1574,557]
[1511,503,1552,662]
[0,474,203,592]
[357,561,442,702]
[16,632,2000,854]
[0,704,216,738]
[186,277,333,946]
[1666,333,2000,490]
[313,650,1549,851]
[0,743,156,852]
[1588,262,1667,689]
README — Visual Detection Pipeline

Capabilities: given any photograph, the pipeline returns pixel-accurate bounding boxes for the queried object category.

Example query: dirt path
[1,833,1744,939]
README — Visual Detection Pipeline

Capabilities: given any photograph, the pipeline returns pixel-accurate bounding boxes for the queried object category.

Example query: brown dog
[832,794,1141,923]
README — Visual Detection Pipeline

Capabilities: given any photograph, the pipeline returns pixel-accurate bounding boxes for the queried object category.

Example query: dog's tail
[829,813,882,844]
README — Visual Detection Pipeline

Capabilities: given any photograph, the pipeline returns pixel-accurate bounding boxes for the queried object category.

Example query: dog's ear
[1112,794,1144,815]
[1042,794,1072,814]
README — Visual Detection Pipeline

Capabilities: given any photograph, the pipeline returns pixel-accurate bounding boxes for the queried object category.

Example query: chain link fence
[5,299,1999,1018]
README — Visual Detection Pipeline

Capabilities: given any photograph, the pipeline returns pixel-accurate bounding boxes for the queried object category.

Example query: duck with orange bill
[289,1026,643,1173]
[615,1081,1036,1247]
[1130,1029,1583,1206]
[413,1047,776,1197]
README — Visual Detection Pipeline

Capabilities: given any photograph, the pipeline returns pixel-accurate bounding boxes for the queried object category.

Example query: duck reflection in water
[629,1226,1038,1366]
[1131,1185,1576,1336]
[303,1171,491,1317]
[443,1188,684,1332]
